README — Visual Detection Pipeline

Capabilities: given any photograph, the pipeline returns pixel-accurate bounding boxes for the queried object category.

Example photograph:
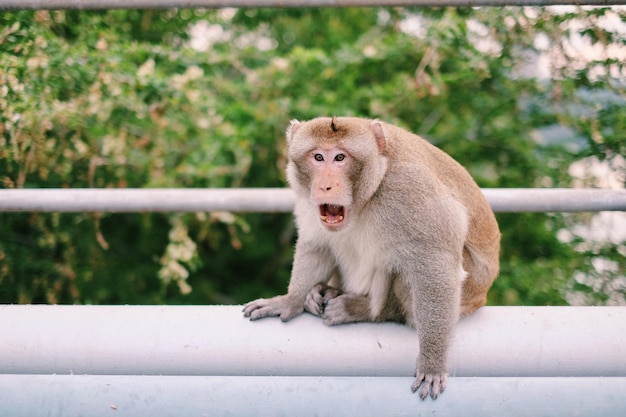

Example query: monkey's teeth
[320,215,344,224]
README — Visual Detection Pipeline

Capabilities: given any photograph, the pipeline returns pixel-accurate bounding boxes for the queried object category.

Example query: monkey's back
[381,121,501,315]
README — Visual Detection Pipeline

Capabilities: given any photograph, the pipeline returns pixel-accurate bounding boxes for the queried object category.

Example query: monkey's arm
[243,241,335,322]
[405,252,462,400]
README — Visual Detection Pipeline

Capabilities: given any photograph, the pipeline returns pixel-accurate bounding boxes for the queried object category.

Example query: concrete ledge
[1,305,625,377]
[0,375,625,416]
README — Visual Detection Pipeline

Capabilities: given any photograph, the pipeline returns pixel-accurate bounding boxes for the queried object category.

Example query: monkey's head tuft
[330,117,339,133]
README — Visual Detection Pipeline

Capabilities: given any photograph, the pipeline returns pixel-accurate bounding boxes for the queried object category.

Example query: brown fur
[244,117,500,400]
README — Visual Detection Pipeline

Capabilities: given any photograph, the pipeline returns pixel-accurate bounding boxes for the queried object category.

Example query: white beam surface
[0,188,625,213]
[1,0,625,11]
[0,375,625,417]
[2,305,625,416]
[0,188,294,213]
[1,305,625,377]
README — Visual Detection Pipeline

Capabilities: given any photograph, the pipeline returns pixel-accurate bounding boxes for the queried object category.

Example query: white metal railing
[1,375,625,416]
[2,305,624,376]
[2,0,626,11]
[0,305,625,415]
[0,188,625,213]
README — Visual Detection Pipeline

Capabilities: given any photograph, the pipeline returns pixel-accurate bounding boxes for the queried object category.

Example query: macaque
[243,117,500,400]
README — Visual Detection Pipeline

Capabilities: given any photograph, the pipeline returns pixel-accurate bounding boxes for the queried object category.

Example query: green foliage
[1,7,624,306]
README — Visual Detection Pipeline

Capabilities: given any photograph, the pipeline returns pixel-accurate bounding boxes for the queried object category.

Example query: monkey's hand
[242,294,304,322]
[304,283,343,317]
[411,369,448,400]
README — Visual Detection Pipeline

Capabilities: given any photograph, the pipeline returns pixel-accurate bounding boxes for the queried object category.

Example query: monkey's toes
[304,290,325,316]
[411,373,446,400]
[304,284,344,317]
[322,286,343,301]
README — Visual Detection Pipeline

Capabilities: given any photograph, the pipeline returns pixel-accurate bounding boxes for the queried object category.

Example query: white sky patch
[559,155,626,246]
[547,6,626,79]
[569,155,626,190]
[559,211,626,246]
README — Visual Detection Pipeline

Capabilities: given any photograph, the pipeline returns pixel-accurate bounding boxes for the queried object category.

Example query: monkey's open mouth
[319,204,345,225]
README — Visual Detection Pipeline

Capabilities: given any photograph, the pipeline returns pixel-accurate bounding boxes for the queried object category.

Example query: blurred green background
[0,6,624,306]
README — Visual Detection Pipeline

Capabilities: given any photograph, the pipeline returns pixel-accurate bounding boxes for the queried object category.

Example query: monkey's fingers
[242,299,278,320]
[243,296,304,322]
[242,300,259,315]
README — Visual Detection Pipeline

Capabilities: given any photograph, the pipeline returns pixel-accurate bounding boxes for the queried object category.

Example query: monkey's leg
[304,283,343,317]
[321,293,372,325]
[320,269,398,325]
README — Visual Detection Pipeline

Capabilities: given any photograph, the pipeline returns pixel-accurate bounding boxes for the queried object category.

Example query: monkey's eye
[314,154,324,162]
[335,154,345,162]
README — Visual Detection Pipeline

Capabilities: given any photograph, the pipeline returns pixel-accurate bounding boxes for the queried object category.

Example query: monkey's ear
[286,119,301,143]
[370,120,387,154]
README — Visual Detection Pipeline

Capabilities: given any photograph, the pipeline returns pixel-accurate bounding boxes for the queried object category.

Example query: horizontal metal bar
[0,0,624,11]
[0,188,294,213]
[483,188,626,212]
[1,305,625,377]
[0,375,625,417]
[0,188,624,213]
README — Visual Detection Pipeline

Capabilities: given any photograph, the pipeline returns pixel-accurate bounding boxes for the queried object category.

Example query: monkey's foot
[242,294,303,322]
[322,293,371,325]
[411,372,447,400]
[304,283,343,316]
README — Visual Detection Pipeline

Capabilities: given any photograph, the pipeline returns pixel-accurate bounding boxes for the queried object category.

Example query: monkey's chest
[328,233,384,296]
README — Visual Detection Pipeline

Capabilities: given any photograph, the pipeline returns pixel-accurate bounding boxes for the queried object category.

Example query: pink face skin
[308,145,352,231]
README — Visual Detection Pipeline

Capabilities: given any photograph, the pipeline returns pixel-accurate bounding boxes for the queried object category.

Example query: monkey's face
[286,143,354,231]
[286,117,389,232]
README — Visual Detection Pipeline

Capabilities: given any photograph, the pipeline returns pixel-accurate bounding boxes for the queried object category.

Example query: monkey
[243,117,500,400]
